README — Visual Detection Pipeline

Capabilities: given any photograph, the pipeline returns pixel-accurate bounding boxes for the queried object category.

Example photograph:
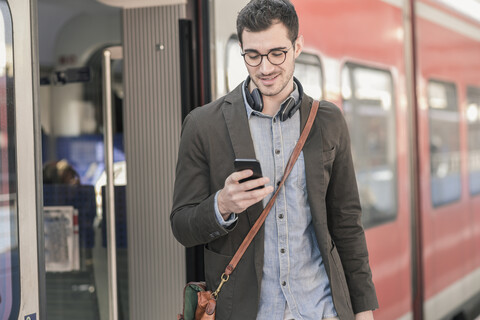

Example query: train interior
[38,0,124,319]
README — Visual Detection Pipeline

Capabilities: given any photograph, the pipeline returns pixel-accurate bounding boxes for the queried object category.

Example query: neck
[249,79,295,116]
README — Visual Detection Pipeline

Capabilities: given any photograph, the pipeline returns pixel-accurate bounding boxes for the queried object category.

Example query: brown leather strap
[224,100,320,276]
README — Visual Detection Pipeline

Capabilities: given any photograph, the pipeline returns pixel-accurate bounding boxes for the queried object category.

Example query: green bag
[177,282,207,320]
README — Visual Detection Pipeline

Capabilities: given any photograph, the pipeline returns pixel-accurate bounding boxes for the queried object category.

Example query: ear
[294,35,304,59]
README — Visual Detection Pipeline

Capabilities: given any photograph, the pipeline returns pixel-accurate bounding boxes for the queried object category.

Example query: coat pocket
[323,146,336,163]
[204,246,236,319]
[323,147,336,184]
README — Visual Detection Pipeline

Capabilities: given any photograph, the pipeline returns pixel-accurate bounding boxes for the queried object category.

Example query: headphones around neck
[244,76,303,122]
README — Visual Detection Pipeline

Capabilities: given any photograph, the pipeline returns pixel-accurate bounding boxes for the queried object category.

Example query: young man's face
[241,22,303,100]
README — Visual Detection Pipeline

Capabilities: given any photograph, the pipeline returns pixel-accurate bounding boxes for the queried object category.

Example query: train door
[414,1,480,318]
[38,2,127,319]
[37,0,188,319]
[0,0,42,319]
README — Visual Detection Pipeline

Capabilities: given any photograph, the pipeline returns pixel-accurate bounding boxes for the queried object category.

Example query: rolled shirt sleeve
[214,190,238,227]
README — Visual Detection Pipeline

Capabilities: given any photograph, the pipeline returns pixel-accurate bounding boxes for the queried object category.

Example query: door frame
[9,0,43,318]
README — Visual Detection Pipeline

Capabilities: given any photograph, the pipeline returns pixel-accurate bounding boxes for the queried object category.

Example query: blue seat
[101,186,127,248]
[43,185,96,248]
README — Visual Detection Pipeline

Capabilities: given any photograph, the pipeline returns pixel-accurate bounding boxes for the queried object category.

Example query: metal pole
[102,46,122,320]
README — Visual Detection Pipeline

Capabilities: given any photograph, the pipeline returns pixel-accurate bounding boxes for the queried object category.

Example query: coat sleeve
[325,107,379,313]
[170,113,236,248]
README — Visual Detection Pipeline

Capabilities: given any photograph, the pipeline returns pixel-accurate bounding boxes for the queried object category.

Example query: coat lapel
[301,97,329,230]
[299,94,312,133]
[222,84,266,291]
[222,84,264,226]
[222,84,256,160]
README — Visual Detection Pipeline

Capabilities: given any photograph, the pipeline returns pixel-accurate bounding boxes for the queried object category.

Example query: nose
[259,56,275,74]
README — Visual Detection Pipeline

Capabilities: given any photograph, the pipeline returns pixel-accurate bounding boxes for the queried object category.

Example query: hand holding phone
[234,159,264,190]
[217,159,272,217]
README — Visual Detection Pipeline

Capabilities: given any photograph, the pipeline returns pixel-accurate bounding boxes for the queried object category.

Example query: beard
[250,66,295,98]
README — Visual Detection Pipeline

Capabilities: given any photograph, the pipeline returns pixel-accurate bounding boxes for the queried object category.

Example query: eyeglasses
[241,44,294,67]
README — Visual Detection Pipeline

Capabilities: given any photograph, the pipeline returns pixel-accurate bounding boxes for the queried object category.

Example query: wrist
[355,310,374,320]
[221,212,232,220]
[218,200,232,220]
[217,189,230,216]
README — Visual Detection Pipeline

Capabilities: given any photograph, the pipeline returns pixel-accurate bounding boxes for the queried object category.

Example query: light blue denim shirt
[215,82,336,319]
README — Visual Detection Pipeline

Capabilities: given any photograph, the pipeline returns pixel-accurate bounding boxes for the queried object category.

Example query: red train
[213,0,480,318]
[293,0,480,318]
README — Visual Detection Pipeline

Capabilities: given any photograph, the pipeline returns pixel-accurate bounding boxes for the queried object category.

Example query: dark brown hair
[236,0,299,46]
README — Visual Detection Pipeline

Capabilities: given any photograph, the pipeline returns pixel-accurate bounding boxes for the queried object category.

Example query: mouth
[258,73,279,86]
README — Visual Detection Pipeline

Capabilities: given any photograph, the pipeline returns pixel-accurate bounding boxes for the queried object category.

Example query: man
[171,0,378,319]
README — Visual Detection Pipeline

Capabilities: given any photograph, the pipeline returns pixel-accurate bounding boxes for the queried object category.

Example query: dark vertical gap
[408,1,424,319]
[179,20,196,121]
[199,0,211,104]
[180,0,209,283]
[195,0,204,105]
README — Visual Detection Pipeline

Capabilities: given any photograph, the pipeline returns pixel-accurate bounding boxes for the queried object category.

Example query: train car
[414,0,480,318]
[213,0,480,318]
[0,0,479,319]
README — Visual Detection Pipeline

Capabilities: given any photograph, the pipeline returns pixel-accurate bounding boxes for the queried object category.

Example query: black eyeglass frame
[241,43,295,67]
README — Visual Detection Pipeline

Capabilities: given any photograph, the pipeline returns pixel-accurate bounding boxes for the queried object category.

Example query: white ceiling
[38,0,118,14]
[37,0,120,66]
[434,0,480,23]
[97,0,186,8]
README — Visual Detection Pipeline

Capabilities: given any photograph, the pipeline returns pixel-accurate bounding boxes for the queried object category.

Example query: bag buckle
[212,273,229,299]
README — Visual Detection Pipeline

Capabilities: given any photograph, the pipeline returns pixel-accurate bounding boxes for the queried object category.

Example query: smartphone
[234,159,264,189]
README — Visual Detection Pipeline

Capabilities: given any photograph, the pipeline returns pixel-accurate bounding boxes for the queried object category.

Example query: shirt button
[273,118,277,123]
[282,281,286,286]
[275,149,280,155]
[279,214,284,219]
[276,181,281,186]
[280,248,285,254]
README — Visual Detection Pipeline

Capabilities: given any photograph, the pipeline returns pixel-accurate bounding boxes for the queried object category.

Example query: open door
[0,0,41,319]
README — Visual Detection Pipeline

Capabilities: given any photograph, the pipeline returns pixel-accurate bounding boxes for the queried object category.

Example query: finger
[247,185,274,199]
[238,176,270,191]
[232,184,274,203]
[227,170,253,184]
[236,186,275,210]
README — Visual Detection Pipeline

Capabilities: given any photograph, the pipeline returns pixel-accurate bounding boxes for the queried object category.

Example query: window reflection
[226,36,248,92]
[342,63,397,228]
[428,80,461,206]
[467,86,480,195]
[0,1,19,319]
[294,53,322,99]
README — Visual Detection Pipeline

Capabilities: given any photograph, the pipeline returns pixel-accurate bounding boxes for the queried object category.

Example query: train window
[0,1,19,319]
[341,63,397,228]
[467,86,480,195]
[294,52,322,99]
[428,80,461,206]
[226,35,248,92]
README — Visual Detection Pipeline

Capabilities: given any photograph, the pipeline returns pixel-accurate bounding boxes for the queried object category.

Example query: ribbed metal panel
[123,5,186,319]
